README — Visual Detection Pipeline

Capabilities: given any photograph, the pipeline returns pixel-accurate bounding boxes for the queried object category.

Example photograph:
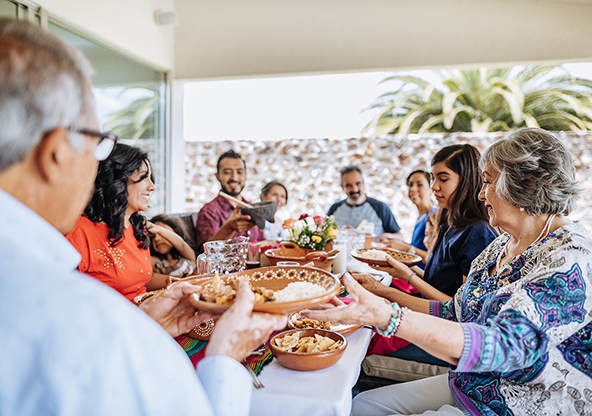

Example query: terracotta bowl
[241,200,278,229]
[265,242,337,272]
[270,329,348,371]
[188,266,340,314]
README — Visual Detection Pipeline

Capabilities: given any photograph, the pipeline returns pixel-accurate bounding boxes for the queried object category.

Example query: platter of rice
[188,266,340,314]
[352,248,422,267]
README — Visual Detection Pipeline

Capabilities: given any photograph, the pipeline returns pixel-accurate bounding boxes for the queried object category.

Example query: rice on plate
[360,249,389,260]
[274,282,326,303]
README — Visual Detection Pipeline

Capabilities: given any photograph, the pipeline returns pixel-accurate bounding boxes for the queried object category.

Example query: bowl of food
[288,311,363,336]
[270,329,347,371]
[264,242,338,272]
[188,266,340,315]
[352,248,422,267]
[241,200,278,229]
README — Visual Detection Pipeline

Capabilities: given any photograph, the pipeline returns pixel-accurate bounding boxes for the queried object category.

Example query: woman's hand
[139,282,217,337]
[206,281,288,361]
[350,272,387,295]
[385,240,412,253]
[369,258,413,281]
[302,273,393,329]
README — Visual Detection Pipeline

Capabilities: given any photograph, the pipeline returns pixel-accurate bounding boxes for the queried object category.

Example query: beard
[221,182,244,197]
[347,192,365,205]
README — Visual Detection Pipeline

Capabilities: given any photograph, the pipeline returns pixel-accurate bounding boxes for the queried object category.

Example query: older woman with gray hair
[306,128,592,415]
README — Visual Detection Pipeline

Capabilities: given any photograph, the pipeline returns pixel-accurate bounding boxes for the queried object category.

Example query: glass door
[48,21,168,216]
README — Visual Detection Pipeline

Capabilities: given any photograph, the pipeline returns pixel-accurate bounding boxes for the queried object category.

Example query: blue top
[410,208,438,252]
[423,220,497,297]
[0,189,251,416]
[327,196,401,236]
[411,207,438,270]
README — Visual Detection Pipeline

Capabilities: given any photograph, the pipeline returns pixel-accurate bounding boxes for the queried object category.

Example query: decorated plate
[188,266,340,315]
[288,311,363,336]
[352,248,422,267]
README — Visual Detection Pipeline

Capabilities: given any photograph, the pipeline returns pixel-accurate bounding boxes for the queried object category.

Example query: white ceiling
[174,0,592,80]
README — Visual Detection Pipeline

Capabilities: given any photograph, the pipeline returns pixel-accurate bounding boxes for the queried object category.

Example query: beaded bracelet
[375,302,410,338]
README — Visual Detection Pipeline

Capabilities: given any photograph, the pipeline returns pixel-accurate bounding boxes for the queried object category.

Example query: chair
[169,212,199,255]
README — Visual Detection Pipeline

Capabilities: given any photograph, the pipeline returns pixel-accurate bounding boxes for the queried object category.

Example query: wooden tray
[352,248,422,267]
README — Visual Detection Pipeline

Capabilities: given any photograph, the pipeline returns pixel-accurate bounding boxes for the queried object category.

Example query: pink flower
[298,214,310,221]
[313,215,325,226]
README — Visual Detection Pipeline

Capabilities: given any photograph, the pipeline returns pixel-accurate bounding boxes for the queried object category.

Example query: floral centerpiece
[282,214,339,251]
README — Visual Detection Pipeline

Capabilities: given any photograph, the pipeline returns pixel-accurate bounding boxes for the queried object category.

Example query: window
[0,0,17,18]
[48,21,168,215]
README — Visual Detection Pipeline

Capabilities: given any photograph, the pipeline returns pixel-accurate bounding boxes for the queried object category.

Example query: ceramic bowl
[188,266,340,314]
[241,200,278,229]
[265,242,337,272]
[270,329,348,371]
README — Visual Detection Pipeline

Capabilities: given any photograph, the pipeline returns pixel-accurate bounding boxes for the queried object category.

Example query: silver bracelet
[406,272,417,284]
[376,303,410,338]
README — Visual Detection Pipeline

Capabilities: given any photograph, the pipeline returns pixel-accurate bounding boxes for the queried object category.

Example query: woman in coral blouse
[67,144,162,301]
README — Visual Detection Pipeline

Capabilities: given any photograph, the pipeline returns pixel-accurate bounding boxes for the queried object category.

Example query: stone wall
[185,132,592,238]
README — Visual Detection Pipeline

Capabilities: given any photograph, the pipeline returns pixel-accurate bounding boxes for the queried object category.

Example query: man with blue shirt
[0,19,285,416]
[328,166,402,240]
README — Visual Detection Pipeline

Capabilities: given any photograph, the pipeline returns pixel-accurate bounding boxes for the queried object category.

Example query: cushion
[362,355,449,383]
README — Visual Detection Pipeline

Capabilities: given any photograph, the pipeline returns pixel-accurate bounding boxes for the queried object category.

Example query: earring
[519,207,525,212]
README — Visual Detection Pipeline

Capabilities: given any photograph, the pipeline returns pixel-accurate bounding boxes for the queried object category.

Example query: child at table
[149,214,197,279]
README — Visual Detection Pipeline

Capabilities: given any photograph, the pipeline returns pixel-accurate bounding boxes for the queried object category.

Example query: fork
[241,359,265,389]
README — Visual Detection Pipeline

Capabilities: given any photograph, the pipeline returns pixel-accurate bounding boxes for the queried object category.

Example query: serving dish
[241,200,278,229]
[351,248,422,267]
[288,311,363,336]
[188,266,340,315]
[269,329,347,371]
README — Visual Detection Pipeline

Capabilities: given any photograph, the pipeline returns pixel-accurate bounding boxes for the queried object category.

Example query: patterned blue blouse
[430,222,592,415]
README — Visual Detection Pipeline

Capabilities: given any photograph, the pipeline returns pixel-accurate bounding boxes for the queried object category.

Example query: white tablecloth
[249,328,373,416]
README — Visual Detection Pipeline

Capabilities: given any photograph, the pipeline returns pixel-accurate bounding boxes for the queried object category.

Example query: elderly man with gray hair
[307,128,592,415]
[0,18,286,416]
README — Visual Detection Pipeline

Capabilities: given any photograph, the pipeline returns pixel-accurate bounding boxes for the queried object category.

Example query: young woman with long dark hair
[366,144,498,362]
[66,143,162,301]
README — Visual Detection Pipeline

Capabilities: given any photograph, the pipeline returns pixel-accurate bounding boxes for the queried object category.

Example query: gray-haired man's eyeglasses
[68,127,118,161]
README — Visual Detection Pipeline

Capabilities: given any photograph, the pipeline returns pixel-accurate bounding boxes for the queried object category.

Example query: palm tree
[102,91,160,141]
[363,66,592,135]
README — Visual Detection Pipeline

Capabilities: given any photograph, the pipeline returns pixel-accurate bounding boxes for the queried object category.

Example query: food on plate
[199,274,326,305]
[356,248,418,262]
[273,281,326,303]
[199,274,274,305]
[292,315,332,330]
[360,249,389,260]
[275,332,343,353]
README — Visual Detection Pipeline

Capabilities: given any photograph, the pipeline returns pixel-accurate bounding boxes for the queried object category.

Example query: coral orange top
[66,216,152,301]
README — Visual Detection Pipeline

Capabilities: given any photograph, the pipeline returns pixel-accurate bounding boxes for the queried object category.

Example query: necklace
[495,213,556,275]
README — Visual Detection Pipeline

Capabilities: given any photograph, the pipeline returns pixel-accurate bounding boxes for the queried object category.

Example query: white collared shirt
[0,189,251,416]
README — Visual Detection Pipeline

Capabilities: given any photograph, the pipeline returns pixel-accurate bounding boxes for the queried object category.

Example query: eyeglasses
[68,127,118,161]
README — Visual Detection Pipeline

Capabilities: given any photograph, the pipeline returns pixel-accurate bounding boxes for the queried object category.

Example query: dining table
[249,326,373,416]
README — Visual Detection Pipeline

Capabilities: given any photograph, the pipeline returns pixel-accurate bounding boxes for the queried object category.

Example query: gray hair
[480,127,580,216]
[0,18,94,172]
